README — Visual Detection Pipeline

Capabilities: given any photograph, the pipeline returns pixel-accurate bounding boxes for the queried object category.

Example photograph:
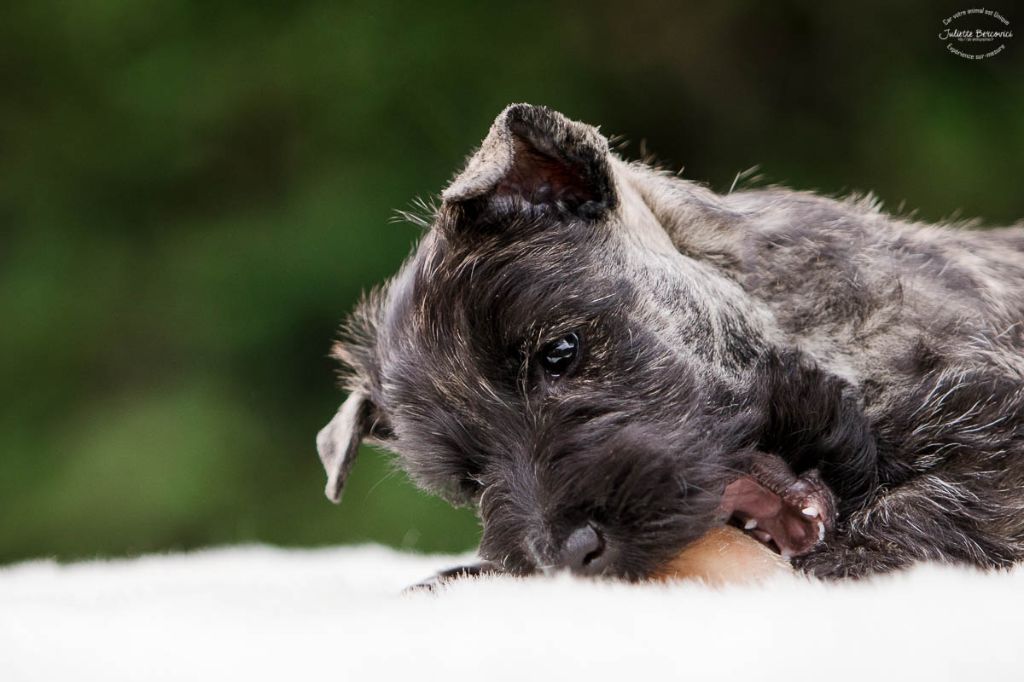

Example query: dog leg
[404,561,500,592]
[794,470,1018,578]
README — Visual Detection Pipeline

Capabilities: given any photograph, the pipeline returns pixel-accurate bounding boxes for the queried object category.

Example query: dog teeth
[817,521,826,542]
[801,506,819,518]
[752,530,773,544]
[744,518,758,530]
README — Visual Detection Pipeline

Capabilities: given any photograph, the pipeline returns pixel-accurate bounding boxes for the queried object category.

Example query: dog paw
[793,540,910,579]
[403,562,497,593]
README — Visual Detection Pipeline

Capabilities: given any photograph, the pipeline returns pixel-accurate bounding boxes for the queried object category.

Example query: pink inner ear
[494,138,597,208]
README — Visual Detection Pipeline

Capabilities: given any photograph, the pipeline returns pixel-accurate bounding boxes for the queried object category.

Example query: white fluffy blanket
[1,545,1021,681]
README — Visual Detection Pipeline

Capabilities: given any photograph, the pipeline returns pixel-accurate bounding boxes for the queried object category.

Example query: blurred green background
[1,1,1021,563]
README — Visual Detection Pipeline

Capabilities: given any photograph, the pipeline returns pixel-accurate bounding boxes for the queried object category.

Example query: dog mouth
[718,456,835,560]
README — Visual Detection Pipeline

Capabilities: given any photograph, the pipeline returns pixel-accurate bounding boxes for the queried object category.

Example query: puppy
[317,104,1024,581]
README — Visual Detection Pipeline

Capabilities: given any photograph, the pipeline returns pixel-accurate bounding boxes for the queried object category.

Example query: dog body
[318,105,1024,579]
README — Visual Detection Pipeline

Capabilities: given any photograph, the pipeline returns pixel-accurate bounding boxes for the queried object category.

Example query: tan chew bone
[656,525,794,585]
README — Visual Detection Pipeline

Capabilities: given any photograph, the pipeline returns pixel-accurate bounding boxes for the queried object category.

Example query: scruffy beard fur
[318,104,1024,581]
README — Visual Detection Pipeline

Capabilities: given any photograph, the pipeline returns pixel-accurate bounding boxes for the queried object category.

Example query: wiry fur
[324,104,1024,579]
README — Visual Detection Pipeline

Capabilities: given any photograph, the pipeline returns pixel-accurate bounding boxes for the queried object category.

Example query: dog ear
[442,104,617,219]
[316,389,391,503]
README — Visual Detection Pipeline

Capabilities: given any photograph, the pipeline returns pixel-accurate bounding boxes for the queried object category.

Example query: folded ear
[442,103,617,219]
[316,389,390,503]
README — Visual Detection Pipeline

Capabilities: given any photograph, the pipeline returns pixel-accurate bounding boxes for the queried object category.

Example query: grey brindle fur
[317,104,1024,580]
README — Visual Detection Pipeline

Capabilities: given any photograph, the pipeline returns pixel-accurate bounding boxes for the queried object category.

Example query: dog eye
[538,332,581,378]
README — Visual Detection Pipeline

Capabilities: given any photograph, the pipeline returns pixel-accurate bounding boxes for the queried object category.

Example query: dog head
[317,104,875,579]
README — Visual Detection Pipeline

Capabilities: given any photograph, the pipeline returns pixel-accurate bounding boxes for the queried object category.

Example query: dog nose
[557,524,609,574]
